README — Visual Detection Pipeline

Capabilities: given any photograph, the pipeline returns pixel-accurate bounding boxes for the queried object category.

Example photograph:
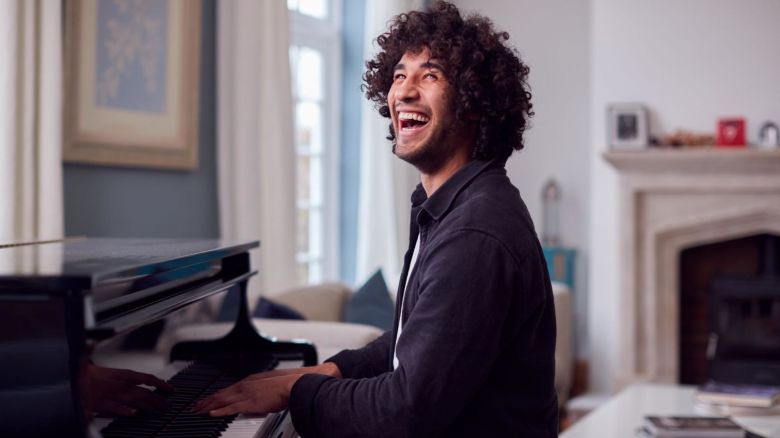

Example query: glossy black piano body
[0,238,315,437]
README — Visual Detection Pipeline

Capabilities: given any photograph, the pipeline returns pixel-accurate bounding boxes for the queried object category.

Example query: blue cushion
[344,269,394,331]
[252,297,306,320]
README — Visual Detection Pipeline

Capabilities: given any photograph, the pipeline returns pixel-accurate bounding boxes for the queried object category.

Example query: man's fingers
[209,400,257,417]
[194,387,244,414]
[193,389,227,413]
[244,366,312,380]
[243,365,323,382]
[243,369,291,380]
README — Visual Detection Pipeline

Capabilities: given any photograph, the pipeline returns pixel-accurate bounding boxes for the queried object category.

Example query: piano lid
[0,238,260,298]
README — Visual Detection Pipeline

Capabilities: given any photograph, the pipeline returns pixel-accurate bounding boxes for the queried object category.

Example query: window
[288,0,341,284]
[287,0,328,20]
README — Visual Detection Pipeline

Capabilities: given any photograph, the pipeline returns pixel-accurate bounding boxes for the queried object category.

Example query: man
[195,2,558,436]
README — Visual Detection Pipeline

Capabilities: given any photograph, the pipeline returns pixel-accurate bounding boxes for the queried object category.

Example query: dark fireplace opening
[679,233,780,385]
[715,298,780,360]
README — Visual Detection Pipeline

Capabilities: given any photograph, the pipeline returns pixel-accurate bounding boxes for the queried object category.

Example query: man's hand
[193,373,302,416]
[193,362,341,417]
[81,362,174,417]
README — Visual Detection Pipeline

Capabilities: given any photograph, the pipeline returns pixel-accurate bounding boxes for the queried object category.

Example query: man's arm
[194,330,394,415]
[289,231,536,437]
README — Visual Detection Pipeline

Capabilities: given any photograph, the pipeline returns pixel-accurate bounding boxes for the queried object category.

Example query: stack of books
[636,416,744,438]
[695,381,780,409]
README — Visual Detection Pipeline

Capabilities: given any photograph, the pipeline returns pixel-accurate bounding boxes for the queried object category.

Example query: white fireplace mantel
[604,148,780,174]
[604,147,780,387]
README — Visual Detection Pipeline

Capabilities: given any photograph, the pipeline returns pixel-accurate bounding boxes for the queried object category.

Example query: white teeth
[398,112,430,123]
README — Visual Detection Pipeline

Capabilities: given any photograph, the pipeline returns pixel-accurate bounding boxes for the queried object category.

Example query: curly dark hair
[363,1,533,161]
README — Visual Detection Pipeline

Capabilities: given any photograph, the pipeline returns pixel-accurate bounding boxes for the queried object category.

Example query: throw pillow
[344,269,394,331]
[252,297,306,320]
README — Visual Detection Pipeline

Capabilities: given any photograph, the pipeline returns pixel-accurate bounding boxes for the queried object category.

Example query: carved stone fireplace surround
[604,148,780,387]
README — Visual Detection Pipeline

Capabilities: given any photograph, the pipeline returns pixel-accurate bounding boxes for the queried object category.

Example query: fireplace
[604,148,780,389]
[709,234,780,386]
[679,234,780,385]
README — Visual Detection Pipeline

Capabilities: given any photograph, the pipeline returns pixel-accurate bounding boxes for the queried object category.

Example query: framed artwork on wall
[607,103,648,150]
[64,0,201,170]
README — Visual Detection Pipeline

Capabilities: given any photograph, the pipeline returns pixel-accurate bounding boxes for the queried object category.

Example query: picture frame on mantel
[64,0,202,170]
[607,103,648,150]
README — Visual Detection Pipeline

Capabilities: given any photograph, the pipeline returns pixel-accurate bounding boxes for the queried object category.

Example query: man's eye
[423,73,438,80]
[394,74,406,81]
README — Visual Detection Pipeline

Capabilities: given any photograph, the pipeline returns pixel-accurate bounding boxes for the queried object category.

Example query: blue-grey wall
[338,0,365,285]
[64,0,219,239]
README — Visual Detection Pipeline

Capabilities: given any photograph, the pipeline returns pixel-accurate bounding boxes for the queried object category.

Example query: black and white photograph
[608,103,648,149]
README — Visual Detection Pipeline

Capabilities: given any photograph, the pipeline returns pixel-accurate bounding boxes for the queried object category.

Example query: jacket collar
[410,158,504,222]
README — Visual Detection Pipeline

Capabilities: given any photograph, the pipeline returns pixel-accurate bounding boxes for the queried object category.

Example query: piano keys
[101,359,271,438]
[0,238,314,437]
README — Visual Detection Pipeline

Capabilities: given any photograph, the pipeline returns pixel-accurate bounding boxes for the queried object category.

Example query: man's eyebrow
[421,61,445,71]
[392,61,445,72]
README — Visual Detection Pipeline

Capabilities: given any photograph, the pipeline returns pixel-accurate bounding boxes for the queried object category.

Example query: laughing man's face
[388,47,461,174]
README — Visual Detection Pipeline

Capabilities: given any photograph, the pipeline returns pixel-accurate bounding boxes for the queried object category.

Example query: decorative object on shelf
[607,103,648,149]
[541,178,561,247]
[758,121,780,149]
[651,129,715,148]
[542,246,576,290]
[64,0,202,170]
[716,117,746,148]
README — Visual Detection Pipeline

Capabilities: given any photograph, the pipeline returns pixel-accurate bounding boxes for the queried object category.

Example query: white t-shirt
[393,236,420,370]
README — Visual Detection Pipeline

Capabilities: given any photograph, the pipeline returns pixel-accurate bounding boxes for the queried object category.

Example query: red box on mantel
[716,117,746,147]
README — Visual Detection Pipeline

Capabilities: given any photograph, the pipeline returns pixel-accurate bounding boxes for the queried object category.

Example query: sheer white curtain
[355,0,423,292]
[0,0,63,245]
[217,0,297,301]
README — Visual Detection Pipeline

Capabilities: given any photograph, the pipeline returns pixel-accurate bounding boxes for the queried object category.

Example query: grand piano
[0,238,314,437]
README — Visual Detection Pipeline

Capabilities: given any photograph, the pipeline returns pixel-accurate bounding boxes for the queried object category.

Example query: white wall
[454,0,592,357]
[589,0,780,393]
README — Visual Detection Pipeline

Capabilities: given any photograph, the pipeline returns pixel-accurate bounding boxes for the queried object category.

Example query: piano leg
[169,279,317,367]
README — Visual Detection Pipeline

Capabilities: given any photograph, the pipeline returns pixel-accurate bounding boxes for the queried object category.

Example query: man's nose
[395,78,419,101]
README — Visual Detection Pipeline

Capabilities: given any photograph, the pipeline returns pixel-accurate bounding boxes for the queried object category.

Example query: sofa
[166,281,572,406]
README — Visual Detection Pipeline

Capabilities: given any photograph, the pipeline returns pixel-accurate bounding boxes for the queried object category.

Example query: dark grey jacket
[289,158,558,437]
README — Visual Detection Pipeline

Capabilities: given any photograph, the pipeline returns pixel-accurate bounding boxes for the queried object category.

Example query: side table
[561,383,780,438]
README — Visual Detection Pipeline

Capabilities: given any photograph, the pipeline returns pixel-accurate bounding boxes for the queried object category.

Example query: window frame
[289,0,343,284]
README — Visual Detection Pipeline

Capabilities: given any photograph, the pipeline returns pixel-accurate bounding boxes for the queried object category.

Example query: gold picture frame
[64,0,201,170]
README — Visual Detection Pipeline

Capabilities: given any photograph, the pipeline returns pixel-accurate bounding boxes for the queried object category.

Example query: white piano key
[219,414,267,438]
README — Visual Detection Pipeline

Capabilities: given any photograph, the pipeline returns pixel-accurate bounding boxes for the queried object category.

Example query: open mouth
[398,112,430,133]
